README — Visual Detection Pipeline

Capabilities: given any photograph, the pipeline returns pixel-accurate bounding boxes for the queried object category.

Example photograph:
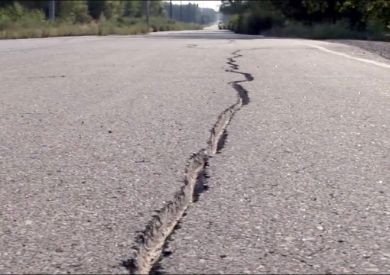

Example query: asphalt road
[0,28,389,274]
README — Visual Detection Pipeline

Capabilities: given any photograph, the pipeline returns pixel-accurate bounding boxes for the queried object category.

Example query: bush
[0,2,45,31]
[227,14,238,32]
[366,17,390,40]
[228,7,284,34]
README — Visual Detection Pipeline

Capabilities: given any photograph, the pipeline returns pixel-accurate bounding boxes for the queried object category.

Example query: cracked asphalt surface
[1,28,389,274]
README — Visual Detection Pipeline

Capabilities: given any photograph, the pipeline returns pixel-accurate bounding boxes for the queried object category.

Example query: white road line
[312,45,390,69]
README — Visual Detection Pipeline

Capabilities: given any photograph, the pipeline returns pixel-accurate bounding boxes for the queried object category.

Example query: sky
[168,1,222,11]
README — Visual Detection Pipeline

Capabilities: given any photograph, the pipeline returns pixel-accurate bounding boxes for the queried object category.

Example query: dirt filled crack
[123,50,254,274]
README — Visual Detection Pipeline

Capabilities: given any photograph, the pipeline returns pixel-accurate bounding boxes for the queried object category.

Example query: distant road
[0,29,389,274]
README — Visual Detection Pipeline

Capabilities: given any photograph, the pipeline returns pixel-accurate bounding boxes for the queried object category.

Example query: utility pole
[180,0,182,21]
[169,0,172,19]
[145,0,150,27]
[48,0,55,21]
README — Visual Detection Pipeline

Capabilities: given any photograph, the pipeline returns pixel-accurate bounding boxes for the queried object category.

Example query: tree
[57,0,90,23]
[87,0,127,20]
[123,0,140,17]
[220,0,390,33]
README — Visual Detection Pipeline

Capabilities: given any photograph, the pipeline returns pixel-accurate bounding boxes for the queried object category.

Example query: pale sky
[169,1,221,11]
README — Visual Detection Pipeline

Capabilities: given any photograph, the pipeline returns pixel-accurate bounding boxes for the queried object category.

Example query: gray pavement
[160,39,390,274]
[0,30,389,274]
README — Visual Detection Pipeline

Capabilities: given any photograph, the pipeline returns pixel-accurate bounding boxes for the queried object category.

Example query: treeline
[162,2,218,25]
[0,1,201,39]
[221,0,390,39]
[0,1,163,23]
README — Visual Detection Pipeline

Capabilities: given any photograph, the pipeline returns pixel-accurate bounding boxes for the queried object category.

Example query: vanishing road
[1,27,389,274]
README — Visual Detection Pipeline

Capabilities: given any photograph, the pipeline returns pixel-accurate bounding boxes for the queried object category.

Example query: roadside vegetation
[0,1,202,39]
[221,0,390,40]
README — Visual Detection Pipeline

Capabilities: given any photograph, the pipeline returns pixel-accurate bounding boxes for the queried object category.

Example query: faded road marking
[313,45,390,69]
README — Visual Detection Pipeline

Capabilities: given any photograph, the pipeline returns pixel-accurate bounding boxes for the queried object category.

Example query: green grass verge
[0,17,201,39]
[264,21,389,41]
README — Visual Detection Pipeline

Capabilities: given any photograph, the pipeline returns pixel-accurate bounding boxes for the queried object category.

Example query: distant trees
[0,0,165,23]
[0,0,203,39]
[162,2,218,25]
[0,0,218,26]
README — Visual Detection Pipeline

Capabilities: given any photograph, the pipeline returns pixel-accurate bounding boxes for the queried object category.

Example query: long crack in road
[124,50,254,274]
